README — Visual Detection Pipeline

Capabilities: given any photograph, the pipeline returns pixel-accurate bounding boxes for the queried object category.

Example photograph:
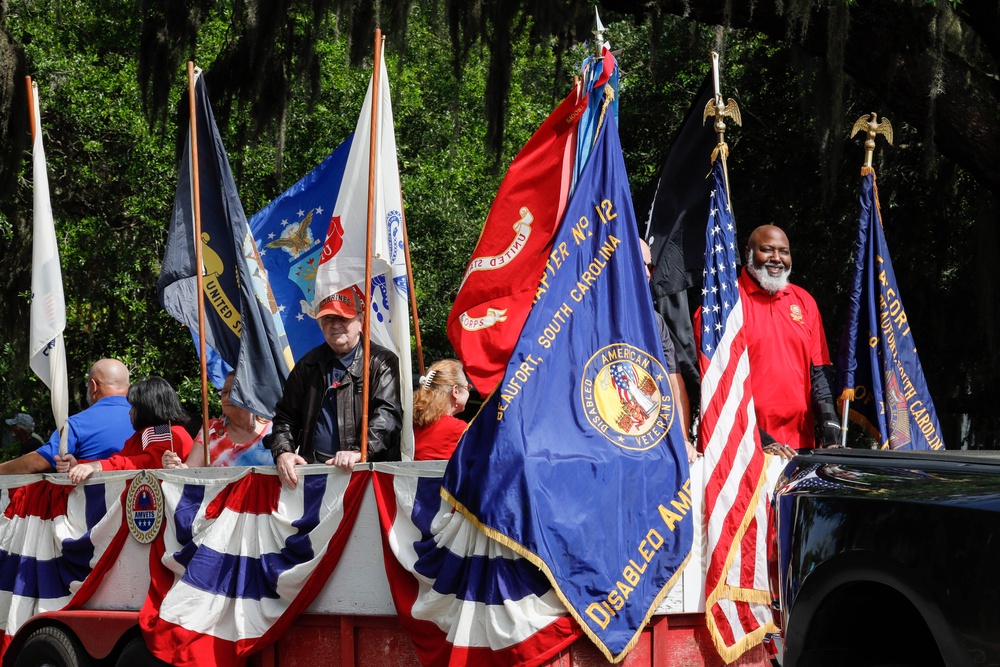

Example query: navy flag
[838,167,944,450]
[442,111,693,661]
[248,138,353,361]
[158,74,293,419]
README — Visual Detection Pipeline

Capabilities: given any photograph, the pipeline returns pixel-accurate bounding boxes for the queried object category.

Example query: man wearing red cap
[266,285,402,487]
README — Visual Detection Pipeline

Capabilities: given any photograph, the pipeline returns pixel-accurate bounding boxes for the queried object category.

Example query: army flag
[158,73,292,419]
[27,83,69,453]
[443,111,693,661]
[249,139,353,361]
[838,167,944,450]
[446,70,609,395]
[310,45,414,456]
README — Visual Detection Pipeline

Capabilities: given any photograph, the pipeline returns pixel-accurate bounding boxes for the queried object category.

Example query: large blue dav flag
[248,138,353,361]
[442,112,693,662]
[838,167,944,450]
[158,74,292,418]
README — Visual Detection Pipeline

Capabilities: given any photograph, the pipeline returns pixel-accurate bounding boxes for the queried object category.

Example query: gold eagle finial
[703,96,742,161]
[265,210,314,257]
[850,112,893,168]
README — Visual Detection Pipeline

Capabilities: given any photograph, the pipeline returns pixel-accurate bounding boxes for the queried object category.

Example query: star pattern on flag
[699,190,740,358]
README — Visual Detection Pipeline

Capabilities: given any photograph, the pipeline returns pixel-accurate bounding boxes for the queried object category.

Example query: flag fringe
[703,451,775,663]
[591,83,616,152]
[704,614,777,665]
[716,583,772,604]
[441,486,692,664]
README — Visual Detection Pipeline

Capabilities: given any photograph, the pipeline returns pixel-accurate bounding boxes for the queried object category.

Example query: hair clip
[420,369,439,389]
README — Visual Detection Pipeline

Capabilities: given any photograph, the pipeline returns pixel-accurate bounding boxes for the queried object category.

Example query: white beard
[746,254,791,294]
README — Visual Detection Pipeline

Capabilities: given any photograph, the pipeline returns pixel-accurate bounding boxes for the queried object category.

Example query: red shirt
[100,425,193,471]
[413,416,467,461]
[738,269,831,449]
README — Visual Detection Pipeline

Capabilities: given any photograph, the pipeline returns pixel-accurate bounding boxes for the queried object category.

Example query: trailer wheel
[14,626,89,667]
[114,637,171,667]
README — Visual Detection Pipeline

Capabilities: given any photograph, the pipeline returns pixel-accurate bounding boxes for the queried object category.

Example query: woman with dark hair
[63,377,193,483]
[412,359,470,461]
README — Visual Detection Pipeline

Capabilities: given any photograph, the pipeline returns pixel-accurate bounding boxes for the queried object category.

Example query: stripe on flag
[373,469,580,667]
[140,468,367,667]
[141,424,174,450]
[696,157,778,661]
[0,477,129,660]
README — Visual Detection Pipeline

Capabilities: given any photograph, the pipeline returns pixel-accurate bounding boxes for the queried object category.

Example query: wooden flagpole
[398,197,425,376]
[25,77,35,144]
[360,29,382,463]
[187,61,212,464]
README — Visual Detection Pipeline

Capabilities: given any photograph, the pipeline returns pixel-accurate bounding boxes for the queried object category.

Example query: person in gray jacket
[265,286,402,488]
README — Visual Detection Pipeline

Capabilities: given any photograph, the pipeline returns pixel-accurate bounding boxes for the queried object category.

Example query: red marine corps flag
[447,49,615,394]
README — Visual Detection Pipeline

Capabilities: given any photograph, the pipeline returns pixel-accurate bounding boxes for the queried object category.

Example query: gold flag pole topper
[839,112,894,447]
[850,112,893,168]
[702,51,742,163]
[702,51,741,197]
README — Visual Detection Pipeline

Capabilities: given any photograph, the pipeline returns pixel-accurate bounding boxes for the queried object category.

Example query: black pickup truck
[768,448,1000,667]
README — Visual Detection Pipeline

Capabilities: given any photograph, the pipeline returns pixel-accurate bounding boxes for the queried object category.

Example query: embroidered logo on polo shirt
[789,304,803,323]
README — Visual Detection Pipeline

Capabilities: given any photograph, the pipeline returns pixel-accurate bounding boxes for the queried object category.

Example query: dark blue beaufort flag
[838,167,944,450]
[248,138,353,361]
[442,112,693,662]
[158,75,293,419]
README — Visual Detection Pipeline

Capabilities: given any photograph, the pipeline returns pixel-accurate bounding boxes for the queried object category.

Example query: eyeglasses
[455,383,473,391]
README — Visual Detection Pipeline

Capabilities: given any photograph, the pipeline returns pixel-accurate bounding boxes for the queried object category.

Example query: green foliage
[0,3,991,449]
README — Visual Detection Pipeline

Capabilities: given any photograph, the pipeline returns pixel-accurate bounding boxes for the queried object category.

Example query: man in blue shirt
[0,358,133,474]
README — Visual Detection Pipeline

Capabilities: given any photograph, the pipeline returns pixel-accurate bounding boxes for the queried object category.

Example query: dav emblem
[126,470,164,544]
[580,343,673,451]
[789,304,804,323]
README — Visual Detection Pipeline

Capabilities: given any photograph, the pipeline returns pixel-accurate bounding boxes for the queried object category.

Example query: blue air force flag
[249,139,353,361]
[442,112,693,661]
[158,73,293,419]
[838,167,944,450]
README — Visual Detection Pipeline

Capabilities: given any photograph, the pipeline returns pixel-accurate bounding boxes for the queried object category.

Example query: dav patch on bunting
[581,343,672,451]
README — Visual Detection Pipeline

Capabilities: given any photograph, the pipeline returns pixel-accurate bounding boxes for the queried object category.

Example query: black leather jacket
[265,340,402,463]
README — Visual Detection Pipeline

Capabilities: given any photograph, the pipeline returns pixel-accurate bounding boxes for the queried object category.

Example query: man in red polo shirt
[739,225,840,458]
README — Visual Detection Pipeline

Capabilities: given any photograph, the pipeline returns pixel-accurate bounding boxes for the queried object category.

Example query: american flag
[141,424,174,451]
[609,362,638,404]
[697,157,776,661]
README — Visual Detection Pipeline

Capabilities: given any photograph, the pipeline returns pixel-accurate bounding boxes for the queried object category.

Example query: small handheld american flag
[141,424,174,452]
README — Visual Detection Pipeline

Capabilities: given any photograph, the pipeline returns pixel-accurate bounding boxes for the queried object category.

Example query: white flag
[314,47,414,458]
[28,83,69,453]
